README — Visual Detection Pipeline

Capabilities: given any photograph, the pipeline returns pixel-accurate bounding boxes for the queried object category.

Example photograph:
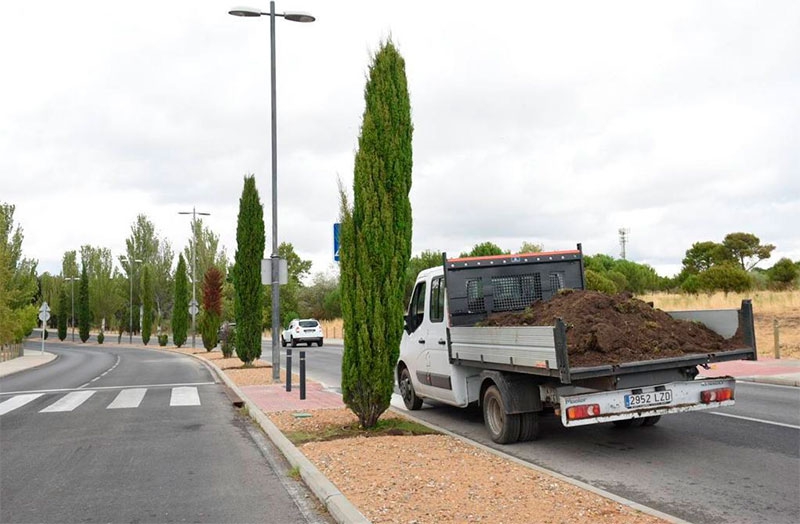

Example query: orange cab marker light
[701,388,734,403]
[566,404,601,420]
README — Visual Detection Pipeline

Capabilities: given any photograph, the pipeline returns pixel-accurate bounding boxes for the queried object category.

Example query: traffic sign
[38,302,51,323]
[333,223,341,262]
[189,299,199,316]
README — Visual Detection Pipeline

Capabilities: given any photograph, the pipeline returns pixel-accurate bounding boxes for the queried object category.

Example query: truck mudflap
[558,377,736,427]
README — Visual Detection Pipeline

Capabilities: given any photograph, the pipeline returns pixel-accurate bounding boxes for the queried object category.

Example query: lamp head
[229,6,262,17]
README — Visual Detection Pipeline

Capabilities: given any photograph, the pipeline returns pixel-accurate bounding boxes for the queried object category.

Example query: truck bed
[448,301,757,385]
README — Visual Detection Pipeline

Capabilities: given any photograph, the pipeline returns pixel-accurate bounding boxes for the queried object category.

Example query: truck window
[407,281,426,332]
[430,277,444,323]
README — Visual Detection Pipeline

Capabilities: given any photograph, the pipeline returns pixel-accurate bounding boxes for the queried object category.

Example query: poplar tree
[233,175,265,365]
[172,254,189,347]
[340,40,413,429]
[57,286,68,341]
[140,265,153,345]
[78,264,90,342]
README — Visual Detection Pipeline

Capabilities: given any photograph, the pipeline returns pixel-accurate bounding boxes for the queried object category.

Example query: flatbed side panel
[667,308,739,338]
[450,325,557,369]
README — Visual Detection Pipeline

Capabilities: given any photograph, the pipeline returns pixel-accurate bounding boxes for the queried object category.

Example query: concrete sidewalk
[0,349,57,378]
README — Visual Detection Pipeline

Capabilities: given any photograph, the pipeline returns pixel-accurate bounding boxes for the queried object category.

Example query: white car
[281,319,324,347]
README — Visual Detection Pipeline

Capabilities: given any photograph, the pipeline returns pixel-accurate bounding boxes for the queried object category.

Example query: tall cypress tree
[78,264,91,342]
[233,175,265,365]
[172,254,189,347]
[57,286,68,341]
[340,40,413,429]
[140,264,153,345]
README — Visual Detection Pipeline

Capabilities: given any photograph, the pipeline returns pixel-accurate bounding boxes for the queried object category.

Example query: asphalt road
[298,340,800,524]
[1,341,332,524]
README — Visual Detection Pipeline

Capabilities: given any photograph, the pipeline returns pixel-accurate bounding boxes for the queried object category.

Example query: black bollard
[286,348,292,392]
[300,350,306,400]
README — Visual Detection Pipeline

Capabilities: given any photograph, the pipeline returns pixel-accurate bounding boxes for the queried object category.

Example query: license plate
[625,390,672,408]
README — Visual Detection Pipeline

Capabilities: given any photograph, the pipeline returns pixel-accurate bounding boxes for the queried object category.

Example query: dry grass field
[639,290,800,360]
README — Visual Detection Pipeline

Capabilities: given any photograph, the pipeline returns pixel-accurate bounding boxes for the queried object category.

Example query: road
[1,341,331,524]
[296,340,800,524]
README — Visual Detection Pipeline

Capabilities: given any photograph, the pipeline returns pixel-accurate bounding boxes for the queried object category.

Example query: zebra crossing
[0,385,205,416]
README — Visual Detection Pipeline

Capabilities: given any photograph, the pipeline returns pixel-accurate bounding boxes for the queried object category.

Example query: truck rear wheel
[519,412,540,442]
[483,385,520,444]
[399,367,422,410]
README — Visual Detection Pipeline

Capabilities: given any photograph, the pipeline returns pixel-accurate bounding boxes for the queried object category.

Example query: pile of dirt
[480,290,745,367]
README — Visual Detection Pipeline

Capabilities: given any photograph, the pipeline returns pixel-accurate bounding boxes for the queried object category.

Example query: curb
[173,349,369,524]
[387,403,692,524]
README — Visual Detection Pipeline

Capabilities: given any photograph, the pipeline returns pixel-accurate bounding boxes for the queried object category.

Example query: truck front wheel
[483,385,520,444]
[399,367,423,410]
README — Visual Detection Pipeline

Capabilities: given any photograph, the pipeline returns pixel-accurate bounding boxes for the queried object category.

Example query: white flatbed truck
[396,246,757,444]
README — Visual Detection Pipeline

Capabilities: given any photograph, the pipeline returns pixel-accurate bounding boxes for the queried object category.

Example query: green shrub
[585,269,617,294]
[220,324,236,358]
[97,331,104,344]
[158,334,168,346]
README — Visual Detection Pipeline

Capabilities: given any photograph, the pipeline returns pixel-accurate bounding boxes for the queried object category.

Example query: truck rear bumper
[559,377,736,427]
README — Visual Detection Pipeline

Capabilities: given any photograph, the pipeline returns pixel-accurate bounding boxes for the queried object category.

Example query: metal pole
[286,348,292,391]
[299,350,306,400]
[129,264,133,343]
[70,278,75,342]
[774,318,780,359]
[191,207,197,349]
[269,0,281,382]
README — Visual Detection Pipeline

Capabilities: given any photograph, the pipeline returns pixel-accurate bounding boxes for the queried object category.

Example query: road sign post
[333,223,341,262]
[38,302,51,354]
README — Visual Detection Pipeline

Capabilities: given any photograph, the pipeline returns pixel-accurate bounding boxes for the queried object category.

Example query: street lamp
[178,207,211,349]
[120,256,142,343]
[64,276,77,342]
[229,2,314,382]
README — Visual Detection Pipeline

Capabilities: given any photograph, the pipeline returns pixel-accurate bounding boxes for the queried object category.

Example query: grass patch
[284,417,438,445]
[288,465,301,481]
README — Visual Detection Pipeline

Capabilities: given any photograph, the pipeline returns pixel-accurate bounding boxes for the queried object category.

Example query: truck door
[404,280,432,396]
[424,276,456,403]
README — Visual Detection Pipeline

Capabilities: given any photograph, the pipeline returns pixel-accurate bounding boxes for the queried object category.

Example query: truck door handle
[418,339,425,344]
[438,339,446,345]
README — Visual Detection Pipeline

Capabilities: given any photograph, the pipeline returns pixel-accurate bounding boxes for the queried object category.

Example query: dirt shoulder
[172,347,667,524]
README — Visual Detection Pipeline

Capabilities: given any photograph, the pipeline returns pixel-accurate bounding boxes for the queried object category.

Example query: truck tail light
[566,404,601,420]
[701,388,733,403]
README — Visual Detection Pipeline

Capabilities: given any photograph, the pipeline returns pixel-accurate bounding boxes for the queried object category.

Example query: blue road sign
[333,223,341,262]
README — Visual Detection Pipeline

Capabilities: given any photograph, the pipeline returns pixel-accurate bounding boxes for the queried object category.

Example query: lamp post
[64,276,77,342]
[229,3,315,382]
[120,256,142,343]
[178,207,210,349]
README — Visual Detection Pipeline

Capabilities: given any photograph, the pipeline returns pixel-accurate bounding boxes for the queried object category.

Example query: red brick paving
[699,357,800,377]
[241,381,345,412]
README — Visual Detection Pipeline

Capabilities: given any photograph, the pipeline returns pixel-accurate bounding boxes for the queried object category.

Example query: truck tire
[482,385,520,444]
[519,412,540,442]
[399,367,423,410]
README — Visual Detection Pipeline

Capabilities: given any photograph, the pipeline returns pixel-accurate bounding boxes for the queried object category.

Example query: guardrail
[0,342,23,362]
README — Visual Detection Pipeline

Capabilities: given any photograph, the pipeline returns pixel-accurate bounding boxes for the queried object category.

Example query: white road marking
[107,388,147,409]
[0,382,215,397]
[40,390,96,413]
[78,355,121,388]
[0,394,44,416]
[170,387,201,407]
[709,411,800,430]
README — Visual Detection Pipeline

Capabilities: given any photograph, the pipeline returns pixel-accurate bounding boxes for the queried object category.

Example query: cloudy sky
[2,0,797,280]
